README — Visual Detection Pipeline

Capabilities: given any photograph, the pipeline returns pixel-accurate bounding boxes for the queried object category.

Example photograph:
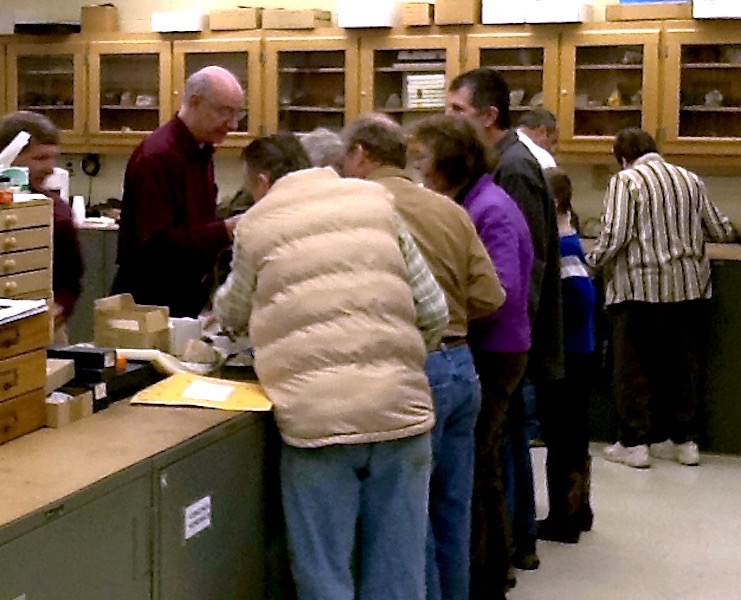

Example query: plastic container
[71,195,86,226]
[0,175,13,204]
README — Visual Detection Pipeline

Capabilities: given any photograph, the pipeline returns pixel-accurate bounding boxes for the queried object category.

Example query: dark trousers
[469,350,528,600]
[609,300,708,447]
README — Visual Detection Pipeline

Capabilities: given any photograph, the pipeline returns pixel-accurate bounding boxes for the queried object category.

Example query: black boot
[537,455,582,544]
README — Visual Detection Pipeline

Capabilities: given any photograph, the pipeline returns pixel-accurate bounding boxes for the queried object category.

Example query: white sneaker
[676,441,700,466]
[649,439,677,461]
[604,442,650,468]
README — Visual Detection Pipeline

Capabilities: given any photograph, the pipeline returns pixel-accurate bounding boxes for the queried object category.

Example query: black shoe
[511,551,540,570]
[537,517,580,544]
[580,506,594,532]
[504,566,517,592]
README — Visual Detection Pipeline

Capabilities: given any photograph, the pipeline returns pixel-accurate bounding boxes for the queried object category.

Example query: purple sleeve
[53,197,84,318]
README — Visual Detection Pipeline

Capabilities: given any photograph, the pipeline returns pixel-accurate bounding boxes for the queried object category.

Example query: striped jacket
[587,153,736,305]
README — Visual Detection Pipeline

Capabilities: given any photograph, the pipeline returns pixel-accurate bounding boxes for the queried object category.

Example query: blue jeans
[425,344,481,600]
[281,434,432,600]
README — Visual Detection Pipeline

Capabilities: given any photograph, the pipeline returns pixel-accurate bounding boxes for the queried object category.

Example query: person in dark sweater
[113,66,243,317]
[447,67,564,574]
[0,111,84,342]
[538,167,597,544]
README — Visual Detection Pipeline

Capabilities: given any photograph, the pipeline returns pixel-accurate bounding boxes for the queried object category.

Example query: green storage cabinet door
[0,476,151,600]
[154,415,267,600]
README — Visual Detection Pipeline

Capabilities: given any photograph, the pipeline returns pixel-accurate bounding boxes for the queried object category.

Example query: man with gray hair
[343,113,506,600]
[299,127,344,170]
[517,107,558,170]
[113,66,244,316]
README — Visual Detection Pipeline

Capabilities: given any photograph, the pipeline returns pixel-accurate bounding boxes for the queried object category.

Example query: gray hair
[299,128,344,167]
[342,114,406,169]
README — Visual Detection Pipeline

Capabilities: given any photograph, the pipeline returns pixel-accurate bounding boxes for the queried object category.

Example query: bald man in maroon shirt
[113,66,243,317]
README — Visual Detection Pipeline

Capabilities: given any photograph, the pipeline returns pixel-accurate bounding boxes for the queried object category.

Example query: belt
[434,336,467,352]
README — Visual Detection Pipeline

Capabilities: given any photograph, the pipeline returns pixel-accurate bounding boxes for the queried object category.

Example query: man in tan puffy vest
[214,132,448,600]
[342,114,506,600]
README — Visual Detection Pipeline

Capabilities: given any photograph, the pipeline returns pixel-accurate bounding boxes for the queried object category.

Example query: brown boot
[537,456,582,544]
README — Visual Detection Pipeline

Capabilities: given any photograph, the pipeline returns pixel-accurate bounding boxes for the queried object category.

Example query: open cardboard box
[94,294,169,351]
[46,387,94,428]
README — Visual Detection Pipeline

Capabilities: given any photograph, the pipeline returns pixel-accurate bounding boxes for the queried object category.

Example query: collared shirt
[517,129,557,170]
[214,205,448,349]
[586,152,736,305]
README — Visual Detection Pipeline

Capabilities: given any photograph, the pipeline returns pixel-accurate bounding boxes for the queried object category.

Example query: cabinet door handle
[3,236,17,250]
[0,326,20,349]
[0,368,18,391]
[3,214,18,227]
[2,258,16,272]
[0,411,16,433]
[3,280,17,295]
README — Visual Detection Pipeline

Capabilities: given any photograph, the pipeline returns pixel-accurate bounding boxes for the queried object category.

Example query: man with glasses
[113,65,244,317]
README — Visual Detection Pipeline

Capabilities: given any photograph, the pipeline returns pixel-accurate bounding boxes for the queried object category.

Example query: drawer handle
[0,326,20,349]
[3,280,17,294]
[2,258,16,272]
[3,236,17,250]
[0,411,17,433]
[3,214,18,227]
[0,368,18,391]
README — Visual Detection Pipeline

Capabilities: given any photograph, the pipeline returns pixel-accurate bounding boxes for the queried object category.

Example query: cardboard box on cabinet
[210,8,262,31]
[80,4,119,33]
[151,11,208,32]
[337,0,402,28]
[525,0,593,23]
[402,2,434,26]
[262,8,332,29]
[693,0,741,18]
[481,0,526,24]
[606,2,692,20]
[435,0,481,25]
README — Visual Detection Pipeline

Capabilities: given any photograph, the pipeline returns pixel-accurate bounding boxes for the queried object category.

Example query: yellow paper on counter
[131,372,272,412]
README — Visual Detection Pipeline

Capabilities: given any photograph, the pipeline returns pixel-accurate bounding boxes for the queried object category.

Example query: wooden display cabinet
[359,32,461,126]
[558,24,661,159]
[7,39,87,146]
[662,21,741,158]
[464,27,560,123]
[88,39,172,148]
[172,36,262,147]
[263,32,359,134]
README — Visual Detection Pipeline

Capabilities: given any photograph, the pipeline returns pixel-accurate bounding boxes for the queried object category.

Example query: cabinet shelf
[377,64,445,73]
[379,107,444,114]
[682,63,741,69]
[24,105,73,111]
[101,105,160,111]
[279,67,344,74]
[22,70,74,76]
[575,106,642,112]
[681,106,741,113]
[279,106,344,113]
[576,64,643,71]
[495,65,544,72]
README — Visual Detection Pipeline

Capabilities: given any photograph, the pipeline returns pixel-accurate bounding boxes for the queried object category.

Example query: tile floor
[509,443,741,600]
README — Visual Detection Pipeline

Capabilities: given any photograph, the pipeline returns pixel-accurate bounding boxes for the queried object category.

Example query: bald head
[179,66,245,145]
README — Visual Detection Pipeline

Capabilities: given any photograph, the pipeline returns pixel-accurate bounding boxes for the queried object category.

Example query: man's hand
[224,215,242,239]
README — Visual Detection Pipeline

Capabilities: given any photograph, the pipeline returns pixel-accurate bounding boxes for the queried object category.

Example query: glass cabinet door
[173,37,262,147]
[264,35,359,134]
[360,34,460,126]
[465,29,559,125]
[88,40,171,146]
[663,23,741,157]
[7,41,87,144]
[559,27,660,157]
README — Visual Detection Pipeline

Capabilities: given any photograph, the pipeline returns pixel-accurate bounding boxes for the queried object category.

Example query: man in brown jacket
[343,114,505,600]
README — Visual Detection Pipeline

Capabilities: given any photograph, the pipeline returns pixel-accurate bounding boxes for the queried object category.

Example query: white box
[151,11,208,32]
[403,73,446,109]
[525,0,593,23]
[482,1,526,24]
[337,0,402,28]
[693,0,741,18]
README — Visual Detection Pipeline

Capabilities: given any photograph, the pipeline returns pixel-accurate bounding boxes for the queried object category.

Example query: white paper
[184,495,212,540]
[182,380,234,402]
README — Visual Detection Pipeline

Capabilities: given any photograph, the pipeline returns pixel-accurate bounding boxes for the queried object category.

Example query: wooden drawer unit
[0,200,52,306]
[0,310,49,445]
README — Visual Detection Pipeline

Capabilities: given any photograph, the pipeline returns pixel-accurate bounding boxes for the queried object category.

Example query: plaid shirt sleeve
[213,229,256,335]
[394,214,448,349]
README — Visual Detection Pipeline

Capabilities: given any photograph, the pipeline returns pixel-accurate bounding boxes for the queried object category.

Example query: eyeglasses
[203,97,247,122]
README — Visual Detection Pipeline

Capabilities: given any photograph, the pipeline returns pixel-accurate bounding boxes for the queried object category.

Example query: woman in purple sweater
[410,114,534,600]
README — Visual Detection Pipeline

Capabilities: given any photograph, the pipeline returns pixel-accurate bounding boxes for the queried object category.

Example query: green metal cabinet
[152,414,267,600]
[0,473,151,600]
